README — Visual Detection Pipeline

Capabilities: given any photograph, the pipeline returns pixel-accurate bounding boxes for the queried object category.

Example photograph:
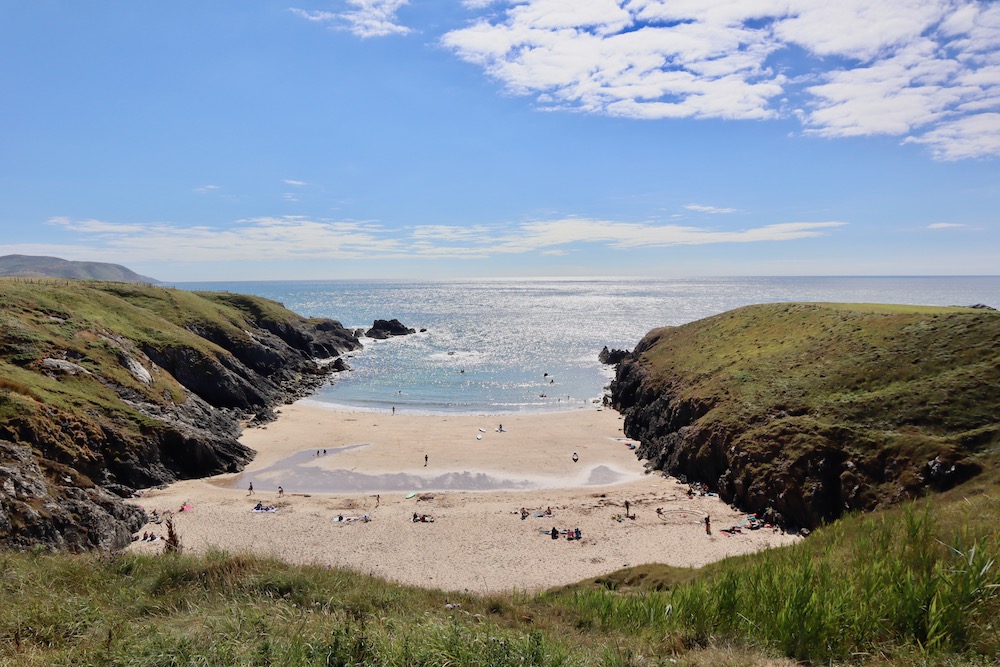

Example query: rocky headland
[0,280,377,551]
[607,302,999,531]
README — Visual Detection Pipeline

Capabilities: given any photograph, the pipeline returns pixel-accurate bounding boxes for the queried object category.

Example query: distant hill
[0,254,159,283]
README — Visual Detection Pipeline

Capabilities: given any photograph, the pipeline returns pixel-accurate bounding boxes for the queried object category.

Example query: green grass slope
[611,302,1000,529]
[0,495,996,666]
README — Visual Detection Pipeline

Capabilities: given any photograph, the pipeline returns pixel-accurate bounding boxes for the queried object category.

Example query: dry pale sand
[128,402,798,593]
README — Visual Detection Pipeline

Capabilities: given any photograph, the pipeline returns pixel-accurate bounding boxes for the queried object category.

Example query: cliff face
[609,303,1000,530]
[0,280,363,550]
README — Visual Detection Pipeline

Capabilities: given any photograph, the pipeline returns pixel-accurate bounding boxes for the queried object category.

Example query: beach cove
[128,403,798,593]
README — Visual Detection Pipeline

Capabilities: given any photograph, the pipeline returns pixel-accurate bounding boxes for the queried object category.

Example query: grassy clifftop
[0,279,359,551]
[610,302,1000,529]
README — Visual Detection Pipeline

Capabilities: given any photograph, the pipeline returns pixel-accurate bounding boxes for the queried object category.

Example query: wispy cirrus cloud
[33,215,845,263]
[685,204,740,214]
[290,1,411,38]
[194,184,221,194]
[439,0,1000,160]
[927,222,968,229]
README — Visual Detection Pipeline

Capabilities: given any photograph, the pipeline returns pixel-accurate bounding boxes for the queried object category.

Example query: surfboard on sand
[405,492,417,499]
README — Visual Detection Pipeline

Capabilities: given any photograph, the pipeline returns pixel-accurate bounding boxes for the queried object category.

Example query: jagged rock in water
[366,318,416,339]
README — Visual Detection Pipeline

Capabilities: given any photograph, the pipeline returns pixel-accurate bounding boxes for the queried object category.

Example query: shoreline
[128,403,799,593]
[297,395,609,418]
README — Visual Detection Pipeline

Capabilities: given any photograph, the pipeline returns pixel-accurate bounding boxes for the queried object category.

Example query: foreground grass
[2,496,997,667]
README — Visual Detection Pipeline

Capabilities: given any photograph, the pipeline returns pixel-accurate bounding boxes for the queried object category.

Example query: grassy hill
[610,302,1000,530]
[0,254,158,283]
[0,278,359,551]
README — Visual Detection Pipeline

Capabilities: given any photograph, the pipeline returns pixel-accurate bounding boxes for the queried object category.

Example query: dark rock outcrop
[599,346,632,366]
[366,318,417,339]
[0,440,146,551]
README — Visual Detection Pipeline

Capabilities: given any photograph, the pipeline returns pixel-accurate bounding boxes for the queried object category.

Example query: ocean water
[173,276,1000,415]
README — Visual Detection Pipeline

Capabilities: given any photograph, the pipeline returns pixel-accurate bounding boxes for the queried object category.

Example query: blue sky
[1,0,998,281]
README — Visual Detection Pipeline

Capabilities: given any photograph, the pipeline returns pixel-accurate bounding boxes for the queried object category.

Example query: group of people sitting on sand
[334,514,371,524]
[412,512,435,523]
[135,532,160,542]
[253,501,277,512]
[549,527,582,541]
[520,506,553,520]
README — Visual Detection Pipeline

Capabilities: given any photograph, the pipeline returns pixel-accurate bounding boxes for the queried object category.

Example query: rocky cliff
[608,303,1000,531]
[0,280,363,551]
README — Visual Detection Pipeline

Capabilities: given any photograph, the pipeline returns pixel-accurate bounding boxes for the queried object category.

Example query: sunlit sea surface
[172,277,1000,415]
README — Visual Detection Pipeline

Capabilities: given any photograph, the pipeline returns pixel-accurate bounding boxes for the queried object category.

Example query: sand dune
[128,403,798,593]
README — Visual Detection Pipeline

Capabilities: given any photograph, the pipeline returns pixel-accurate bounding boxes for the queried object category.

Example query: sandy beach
[128,403,798,593]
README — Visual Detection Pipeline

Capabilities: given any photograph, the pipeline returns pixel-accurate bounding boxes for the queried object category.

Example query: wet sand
[129,403,798,593]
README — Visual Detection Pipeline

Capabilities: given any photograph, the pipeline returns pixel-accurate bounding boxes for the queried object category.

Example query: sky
[1,0,999,281]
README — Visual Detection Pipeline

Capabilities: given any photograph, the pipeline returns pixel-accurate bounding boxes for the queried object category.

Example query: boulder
[366,319,416,340]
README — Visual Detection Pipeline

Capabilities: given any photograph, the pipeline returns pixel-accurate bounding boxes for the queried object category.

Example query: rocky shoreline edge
[0,282,418,553]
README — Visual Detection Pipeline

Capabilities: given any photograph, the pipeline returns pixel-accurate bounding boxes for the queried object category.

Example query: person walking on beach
[277,486,284,498]
[424,454,428,467]
[247,482,254,496]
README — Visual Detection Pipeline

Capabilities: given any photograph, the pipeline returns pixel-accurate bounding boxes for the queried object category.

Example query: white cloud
[441,0,1000,159]
[927,222,967,228]
[283,179,307,186]
[904,111,1000,159]
[290,1,411,38]
[194,184,221,193]
[34,215,845,264]
[685,204,739,214]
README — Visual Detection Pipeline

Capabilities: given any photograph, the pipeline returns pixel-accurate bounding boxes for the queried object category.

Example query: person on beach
[277,486,284,498]
[550,527,559,540]
[704,514,711,535]
[424,454,428,466]
[572,452,579,463]
[624,499,630,518]
[392,406,395,415]
[520,507,529,520]
[248,482,254,496]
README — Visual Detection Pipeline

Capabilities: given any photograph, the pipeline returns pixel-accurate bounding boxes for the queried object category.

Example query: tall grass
[1,504,996,665]
[556,505,999,663]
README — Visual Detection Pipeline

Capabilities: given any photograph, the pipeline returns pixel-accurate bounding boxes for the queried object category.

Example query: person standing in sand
[424,454,428,467]
[247,482,254,496]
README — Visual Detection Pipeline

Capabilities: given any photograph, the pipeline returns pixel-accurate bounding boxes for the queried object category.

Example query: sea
[172,276,1000,416]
